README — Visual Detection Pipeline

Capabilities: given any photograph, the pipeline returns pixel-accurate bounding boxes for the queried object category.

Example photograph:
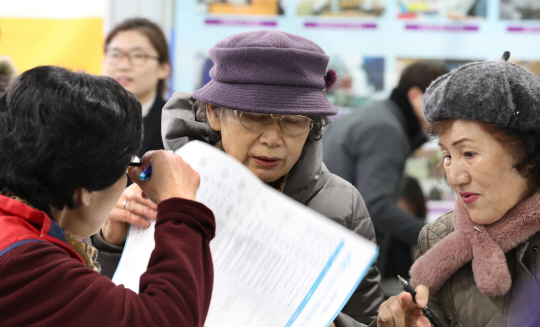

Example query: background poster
[174,0,540,204]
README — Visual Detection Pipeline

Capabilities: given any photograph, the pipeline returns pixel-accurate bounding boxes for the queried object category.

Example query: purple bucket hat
[192,30,338,116]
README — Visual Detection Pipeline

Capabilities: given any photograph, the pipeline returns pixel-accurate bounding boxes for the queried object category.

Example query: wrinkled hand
[101,183,158,245]
[377,285,431,327]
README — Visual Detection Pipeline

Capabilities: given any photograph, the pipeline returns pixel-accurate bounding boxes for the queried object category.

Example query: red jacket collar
[0,195,84,263]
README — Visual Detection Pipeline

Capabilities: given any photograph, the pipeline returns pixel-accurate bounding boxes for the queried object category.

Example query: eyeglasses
[233,110,313,137]
[104,49,159,66]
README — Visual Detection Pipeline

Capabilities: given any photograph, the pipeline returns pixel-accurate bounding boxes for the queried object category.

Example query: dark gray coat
[322,96,426,277]
[160,92,384,327]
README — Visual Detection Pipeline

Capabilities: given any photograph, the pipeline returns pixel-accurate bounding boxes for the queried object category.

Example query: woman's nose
[259,119,283,147]
[446,161,471,187]
[118,55,132,69]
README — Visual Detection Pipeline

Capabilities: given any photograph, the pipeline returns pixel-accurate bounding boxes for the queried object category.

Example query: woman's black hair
[0,66,143,214]
[194,100,331,142]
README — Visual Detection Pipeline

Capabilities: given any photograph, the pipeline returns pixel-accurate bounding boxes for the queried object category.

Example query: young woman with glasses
[102,18,170,158]
[96,30,384,327]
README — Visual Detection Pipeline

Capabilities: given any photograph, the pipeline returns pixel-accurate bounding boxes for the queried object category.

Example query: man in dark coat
[322,62,448,279]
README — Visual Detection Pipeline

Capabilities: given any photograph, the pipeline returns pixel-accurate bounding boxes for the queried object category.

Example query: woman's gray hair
[194,100,330,141]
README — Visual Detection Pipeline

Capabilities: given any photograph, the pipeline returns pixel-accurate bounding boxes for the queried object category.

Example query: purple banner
[304,22,377,30]
[205,19,277,27]
[405,24,478,32]
[507,26,540,33]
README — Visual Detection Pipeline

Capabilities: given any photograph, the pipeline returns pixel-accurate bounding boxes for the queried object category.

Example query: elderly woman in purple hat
[375,53,540,327]
[94,30,384,327]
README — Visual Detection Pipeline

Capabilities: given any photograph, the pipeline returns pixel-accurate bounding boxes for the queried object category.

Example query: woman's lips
[253,156,281,168]
[116,77,132,86]
[460,192,480,204]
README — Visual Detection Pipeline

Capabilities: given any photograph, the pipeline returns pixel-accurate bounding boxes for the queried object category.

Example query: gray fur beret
[424,52,540,132]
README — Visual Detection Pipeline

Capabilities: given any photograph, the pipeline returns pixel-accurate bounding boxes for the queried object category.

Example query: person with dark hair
[0,66,215,327]
[96,30,384,327]
[323,62,449,279]
[376,53,540,327]
[103,18,170,158]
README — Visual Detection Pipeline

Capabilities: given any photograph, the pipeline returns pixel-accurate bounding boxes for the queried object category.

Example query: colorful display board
[175,0,540,206]
[175,0,540,103]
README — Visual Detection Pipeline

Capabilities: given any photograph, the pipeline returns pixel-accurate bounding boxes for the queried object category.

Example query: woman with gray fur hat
[375,53,540,327]
[96,30,384,327]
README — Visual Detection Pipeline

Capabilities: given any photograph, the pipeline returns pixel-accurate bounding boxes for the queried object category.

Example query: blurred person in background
[0,56,17,94]
[322,62,448,279]
[95,30,384,327]
[102,18,170,158]
[0,66,215,327]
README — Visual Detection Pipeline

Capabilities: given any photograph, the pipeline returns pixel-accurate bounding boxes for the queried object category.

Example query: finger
[416,314,431,327]
[130,191,158,210]
[127,165,143,182]
[397,291,417,310]
[124,197,157,220]
[389,295,407,327]
[109,207,151,227]
[139,150,157,167]
[377,301,396,327]
[414,285,430,308]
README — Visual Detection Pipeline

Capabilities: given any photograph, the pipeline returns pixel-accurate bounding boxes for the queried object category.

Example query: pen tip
[397,275,407,286]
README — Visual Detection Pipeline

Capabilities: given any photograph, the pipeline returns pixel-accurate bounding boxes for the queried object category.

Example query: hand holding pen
[376,277,436,327]
[397,276,443,327]
[127,150,200,204]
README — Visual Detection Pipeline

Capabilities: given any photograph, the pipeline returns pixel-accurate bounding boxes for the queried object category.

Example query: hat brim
[192,80,338,116]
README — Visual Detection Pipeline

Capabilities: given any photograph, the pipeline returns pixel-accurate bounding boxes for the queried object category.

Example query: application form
[113,141,378,327]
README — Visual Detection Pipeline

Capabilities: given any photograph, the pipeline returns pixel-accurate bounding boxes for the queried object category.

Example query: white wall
[105,0,175,41]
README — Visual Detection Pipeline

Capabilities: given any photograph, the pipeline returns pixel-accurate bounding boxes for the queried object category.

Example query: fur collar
[410,190,540,297]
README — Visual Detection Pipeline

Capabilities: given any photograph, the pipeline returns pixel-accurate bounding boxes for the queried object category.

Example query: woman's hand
[377,285,431,327]
[101,183,158,245]
[128,150,200,204]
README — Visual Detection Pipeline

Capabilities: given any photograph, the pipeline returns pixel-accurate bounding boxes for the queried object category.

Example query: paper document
[113,141,378,327]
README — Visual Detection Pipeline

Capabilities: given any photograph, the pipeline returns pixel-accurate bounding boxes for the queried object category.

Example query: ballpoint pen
[397,275,444,327]
[138,165,152,181]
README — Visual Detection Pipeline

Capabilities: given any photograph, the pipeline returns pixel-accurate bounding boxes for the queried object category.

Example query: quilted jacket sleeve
[414,215,454,327]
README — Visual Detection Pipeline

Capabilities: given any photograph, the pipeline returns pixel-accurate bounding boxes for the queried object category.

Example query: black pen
[397,275,444,327]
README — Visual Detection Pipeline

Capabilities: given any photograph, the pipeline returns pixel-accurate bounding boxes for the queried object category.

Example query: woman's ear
[206,103,222,131]
[73,187,93,207]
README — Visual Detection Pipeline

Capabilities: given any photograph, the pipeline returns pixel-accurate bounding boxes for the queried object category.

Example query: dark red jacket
[0,195,215,327]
